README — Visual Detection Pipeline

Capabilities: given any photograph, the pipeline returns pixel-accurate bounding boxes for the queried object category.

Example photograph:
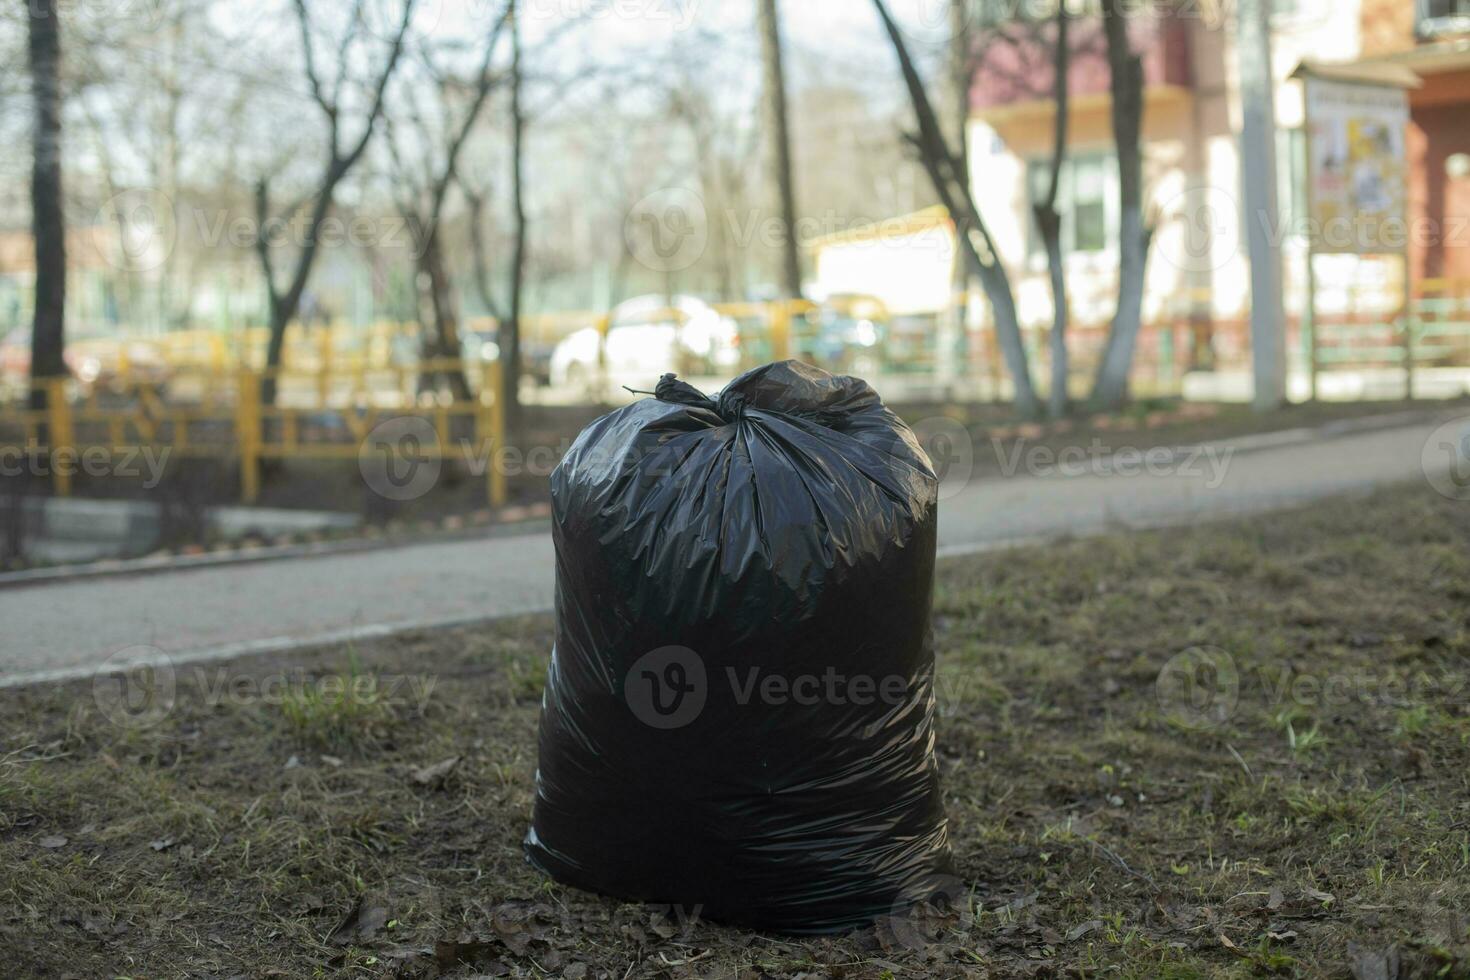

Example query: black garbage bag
[524,361,953,934]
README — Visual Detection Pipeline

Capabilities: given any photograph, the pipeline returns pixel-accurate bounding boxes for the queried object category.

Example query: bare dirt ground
[3,482,1469,978]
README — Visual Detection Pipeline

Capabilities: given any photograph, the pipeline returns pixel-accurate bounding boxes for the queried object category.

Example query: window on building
[1419,0,1470,37]
[1026,151,1117,258]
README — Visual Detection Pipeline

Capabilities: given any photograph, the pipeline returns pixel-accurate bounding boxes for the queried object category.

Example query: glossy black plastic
[525,361,953,933]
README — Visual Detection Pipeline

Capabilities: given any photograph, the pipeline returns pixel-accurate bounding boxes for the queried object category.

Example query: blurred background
[2,0,1469,562]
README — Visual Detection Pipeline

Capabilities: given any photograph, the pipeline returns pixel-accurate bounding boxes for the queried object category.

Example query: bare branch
[253,177,279,305]
[338,0,417,171]
[291,0,335,124]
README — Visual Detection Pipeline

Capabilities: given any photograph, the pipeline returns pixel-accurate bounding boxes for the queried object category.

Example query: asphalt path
[1,413,1458,687]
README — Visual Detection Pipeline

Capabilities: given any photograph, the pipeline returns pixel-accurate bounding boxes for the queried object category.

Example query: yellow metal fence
[4,360,508,506]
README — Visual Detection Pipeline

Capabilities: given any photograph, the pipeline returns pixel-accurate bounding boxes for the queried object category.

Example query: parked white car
[549,294,740,391]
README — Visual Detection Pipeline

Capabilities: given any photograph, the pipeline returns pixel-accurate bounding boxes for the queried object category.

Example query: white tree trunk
[1237,0,1287,410]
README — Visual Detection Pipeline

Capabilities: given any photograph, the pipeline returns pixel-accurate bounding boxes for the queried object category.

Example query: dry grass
[3,482,1469,978]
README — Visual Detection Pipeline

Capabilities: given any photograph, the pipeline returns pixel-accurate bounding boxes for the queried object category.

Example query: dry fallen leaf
[411,755,461,788]
[1347,942,1400,980]
[433,937,497,969]
[329,896,390,944]
[37,835,67,849]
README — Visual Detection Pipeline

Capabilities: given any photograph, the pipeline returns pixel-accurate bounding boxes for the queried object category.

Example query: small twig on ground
[1090,838,1159,893]
[1227,743,1254,782]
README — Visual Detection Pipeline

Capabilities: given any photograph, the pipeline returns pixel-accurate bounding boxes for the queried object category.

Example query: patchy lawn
[3,482,1469,978]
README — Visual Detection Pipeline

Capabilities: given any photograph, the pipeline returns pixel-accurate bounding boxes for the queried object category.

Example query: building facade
[977,1,1470,385]
[814,1,1470,397]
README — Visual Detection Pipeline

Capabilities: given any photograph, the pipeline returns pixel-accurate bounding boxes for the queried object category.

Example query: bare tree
[502,0,527,433]
[68,0,221,333]
[385,2,513,401]
[28,0,65,412]
[666,33,760,303]
[946,0,973,362]
[1032,5,1071,418]
[871,0,1039,417]
[757,0,801,300]
[253,0,416,404]
[1089,0,1153,411]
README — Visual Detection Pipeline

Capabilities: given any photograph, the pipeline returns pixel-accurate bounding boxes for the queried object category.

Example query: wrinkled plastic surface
[524,361,953,933]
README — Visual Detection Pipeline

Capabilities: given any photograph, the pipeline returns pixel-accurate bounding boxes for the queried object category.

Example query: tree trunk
[417,228,471,401]
[758,0,802,300]
[256,0,414,406]
[465,189,502,320]
[1089,0,1152,412]
[1036,4,1070,419]
[946,0,972,371]
[871,0,1039,417]
[502,3,527,436]
[28,0,66,414]
[1037,210,1068,417]
[1236,0,1286,411]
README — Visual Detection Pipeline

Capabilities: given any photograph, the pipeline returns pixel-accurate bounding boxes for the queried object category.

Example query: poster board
[1301,76,1410,255]
[1292,60,1419,399]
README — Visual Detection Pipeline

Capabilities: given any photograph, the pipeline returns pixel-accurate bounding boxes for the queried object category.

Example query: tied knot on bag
[643,373,747,424]
[632,372,846,428]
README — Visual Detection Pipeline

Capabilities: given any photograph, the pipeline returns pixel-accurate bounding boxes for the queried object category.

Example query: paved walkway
[0,415,1454,686]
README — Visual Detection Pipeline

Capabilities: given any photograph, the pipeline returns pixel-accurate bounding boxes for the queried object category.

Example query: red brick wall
[1359,0,1417,57]
[1407,92,1470,282]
